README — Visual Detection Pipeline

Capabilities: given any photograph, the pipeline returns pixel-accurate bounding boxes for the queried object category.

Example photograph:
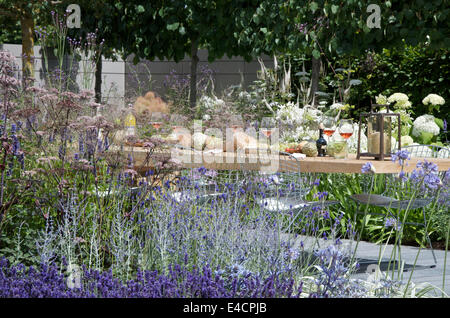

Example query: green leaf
[136,5,145,13]
[349,79,362,86]
[418,131,434,144]
[312,49,320,59]
[434,118,444,129]
[167,22,180,31]
[331,5,339,14]
[310,2,318,13]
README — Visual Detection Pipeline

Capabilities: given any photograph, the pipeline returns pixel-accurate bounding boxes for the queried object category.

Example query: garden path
[286,234,450,297]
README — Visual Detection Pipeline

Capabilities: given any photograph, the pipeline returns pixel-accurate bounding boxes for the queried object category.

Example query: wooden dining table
[122,146,450,174]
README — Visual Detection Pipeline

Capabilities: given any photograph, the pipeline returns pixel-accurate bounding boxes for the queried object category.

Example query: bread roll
[192,132,208,150]
[205,136,223,150]
[177,133,192,149]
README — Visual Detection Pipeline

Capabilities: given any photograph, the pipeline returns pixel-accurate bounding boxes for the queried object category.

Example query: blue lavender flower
[78,136,84,153]
[127,154,133,168]
[315,191,328,200]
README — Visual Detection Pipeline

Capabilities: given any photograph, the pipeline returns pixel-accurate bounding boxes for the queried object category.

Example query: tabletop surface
[120,146,450,174]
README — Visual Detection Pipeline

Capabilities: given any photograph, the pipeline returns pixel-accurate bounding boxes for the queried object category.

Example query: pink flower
[123,169,138,178]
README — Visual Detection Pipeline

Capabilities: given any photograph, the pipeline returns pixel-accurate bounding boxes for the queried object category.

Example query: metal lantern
[356,104,401,160]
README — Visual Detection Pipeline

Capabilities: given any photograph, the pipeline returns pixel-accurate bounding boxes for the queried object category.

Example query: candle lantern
[356,104,401,160]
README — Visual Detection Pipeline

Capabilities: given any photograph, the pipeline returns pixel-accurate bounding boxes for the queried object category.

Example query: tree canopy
[1,0,448,107]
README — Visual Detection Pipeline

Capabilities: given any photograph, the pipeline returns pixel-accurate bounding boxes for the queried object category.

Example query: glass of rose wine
[338,119,353,158]
[260,117,276,142]
[322,116,337,141]
[230,114,244,132]
[150,112,163,132]
[338,119,354,140]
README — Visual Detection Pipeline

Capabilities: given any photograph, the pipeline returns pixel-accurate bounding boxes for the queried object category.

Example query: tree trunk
[20,13,34,81]
[95,52,102,104]
[189,39,199,113]
[310,56,320,106]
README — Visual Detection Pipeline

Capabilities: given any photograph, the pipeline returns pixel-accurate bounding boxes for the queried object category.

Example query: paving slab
[283,234,450,297]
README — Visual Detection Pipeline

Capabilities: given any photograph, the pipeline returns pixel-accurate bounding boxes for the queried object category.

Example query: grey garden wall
[1,43,273,107]
[0,43,126,107]
[125,50,274,103]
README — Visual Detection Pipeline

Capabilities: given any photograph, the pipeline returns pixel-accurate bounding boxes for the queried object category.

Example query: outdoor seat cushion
[257,197,339,213]
[350,194,398,206]
[171,191,222,203]
[257,197,308,212]
[350,194,431,210]
[387,198,432,210]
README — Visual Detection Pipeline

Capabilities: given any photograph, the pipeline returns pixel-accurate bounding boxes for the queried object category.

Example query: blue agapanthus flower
[361,162,374,174]
[391,149,410,166]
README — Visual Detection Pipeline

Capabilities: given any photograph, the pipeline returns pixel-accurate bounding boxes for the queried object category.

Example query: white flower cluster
[411,114,440,137]
[275,102,304,126]
[387,93,412,109]
[400,135,414,147]
[422,94,445,106]
[375,93,411,109]
[198,95,225,110]
[330,103,345,111]
[375,94,388,105]
[280,125,312,142]
[302,107,323,124]
[237,91,259,109]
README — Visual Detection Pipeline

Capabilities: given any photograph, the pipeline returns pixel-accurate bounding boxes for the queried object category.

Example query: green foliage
[345,45,449,118]
[0,17,21,44]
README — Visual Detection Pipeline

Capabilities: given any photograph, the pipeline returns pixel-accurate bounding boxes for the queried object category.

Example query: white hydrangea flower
[387,93,409,104]
[411,114,440,137]
[375,94,388,105]
[400,135,414,147]
[387,93,411,109]
[422,94,445,106]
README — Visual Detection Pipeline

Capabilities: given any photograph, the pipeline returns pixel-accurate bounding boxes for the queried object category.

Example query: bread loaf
[224,131,258,152]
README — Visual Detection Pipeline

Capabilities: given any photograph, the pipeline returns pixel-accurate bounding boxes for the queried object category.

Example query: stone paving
[284,234,449,297]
